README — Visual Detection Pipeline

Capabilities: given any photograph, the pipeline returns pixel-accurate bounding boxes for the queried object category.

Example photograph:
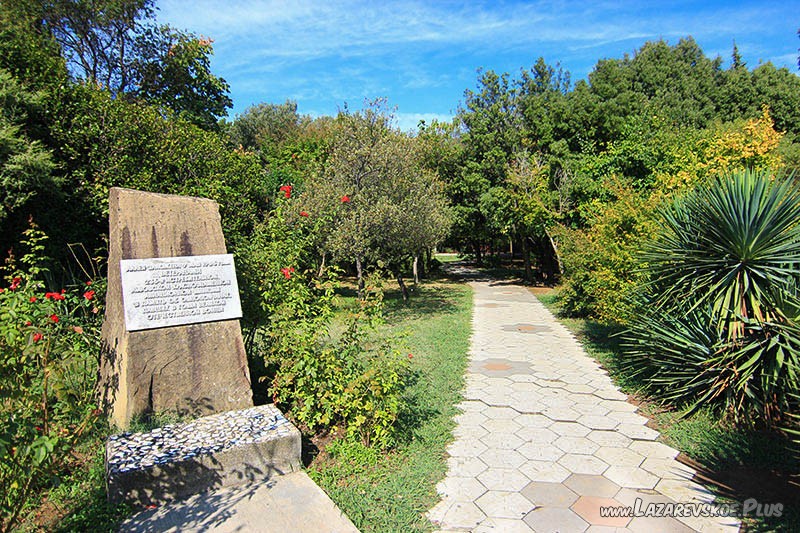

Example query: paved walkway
[428,268,741,532]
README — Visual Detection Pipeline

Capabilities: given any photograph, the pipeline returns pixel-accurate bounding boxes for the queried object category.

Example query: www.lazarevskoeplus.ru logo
[600,497,783,519]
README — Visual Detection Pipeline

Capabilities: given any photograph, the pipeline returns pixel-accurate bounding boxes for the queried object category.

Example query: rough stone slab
[119,471,359,533]
[107,405,301,507]
[99,187,252,429]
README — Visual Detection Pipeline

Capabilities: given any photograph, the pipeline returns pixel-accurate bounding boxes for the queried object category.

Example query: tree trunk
[522,234,532,284]
[413,255,420,286]
[355,255,365,299]
[546,230,564,277]
[473,240,483,265]
[317,251,327,278]
[396,271,409,302]
[424,248,432,274]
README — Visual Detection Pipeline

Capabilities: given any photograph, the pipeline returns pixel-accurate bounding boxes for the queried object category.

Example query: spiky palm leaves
[622,169,800,425]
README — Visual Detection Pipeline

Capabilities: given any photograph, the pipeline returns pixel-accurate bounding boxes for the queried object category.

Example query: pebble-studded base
[106,404,294,475]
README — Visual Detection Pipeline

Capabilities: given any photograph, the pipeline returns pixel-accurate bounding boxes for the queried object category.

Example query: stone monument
[99,187,253,429]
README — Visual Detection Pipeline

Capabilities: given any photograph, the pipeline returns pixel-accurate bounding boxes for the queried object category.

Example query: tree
[43,0,154,93]
[0,70,56,258]
[306,101,450,299]
[133,26,232,129]
[0,0,68,90]
[40,0,233,128]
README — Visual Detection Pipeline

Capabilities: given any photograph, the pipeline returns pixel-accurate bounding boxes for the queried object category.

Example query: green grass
[308,278,473,532]
[536,289,800,532]
[433,252,462,264]
[16,424,129,533]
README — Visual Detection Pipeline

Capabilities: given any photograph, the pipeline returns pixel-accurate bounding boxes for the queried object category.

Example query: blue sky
[156,1,800,130]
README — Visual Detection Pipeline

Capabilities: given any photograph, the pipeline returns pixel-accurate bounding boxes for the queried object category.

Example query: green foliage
[305,101,451,297]
[133,26,232,129]
[239,192,411,448]
[0,69,56,227]
[0,0,68,90]
[622,169,800,425]
[309,281,473,532]
[46,83,269,252]
[0,225,104,532]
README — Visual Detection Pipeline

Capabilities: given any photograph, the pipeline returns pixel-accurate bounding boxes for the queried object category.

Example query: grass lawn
[308,276,473,532]
[536,289,800,532]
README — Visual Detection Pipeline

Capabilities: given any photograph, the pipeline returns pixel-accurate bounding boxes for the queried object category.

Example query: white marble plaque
[120,254,242,331]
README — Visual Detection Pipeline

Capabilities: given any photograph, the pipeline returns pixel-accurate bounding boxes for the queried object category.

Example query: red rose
[341,195,350,203]
[84,290,95,300]
[29,296,37,303]
[33,332,43,342]
[300,211,309,217]
[50,314,59,323]
[408,353,413,359]
[86,281,92,286]
[25,321,31,326]
[279,185,292,199]
[281,267,295,280]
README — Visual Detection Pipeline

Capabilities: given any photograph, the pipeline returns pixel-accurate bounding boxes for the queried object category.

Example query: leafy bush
[622,169,800,425]
[0,225,104,532]
[239,190,410,448]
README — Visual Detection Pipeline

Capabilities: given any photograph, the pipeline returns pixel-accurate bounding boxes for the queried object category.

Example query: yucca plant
[623,169,800,425]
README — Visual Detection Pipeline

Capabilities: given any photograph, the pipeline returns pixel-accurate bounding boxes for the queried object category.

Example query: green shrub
[622,169,800,425]
[0,225,104,532]
[239,190,410,448]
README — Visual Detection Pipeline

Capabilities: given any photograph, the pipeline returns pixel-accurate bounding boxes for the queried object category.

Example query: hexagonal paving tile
[515,426,558,445]
[549,421,592,437]
[481,418,523,434]
[456,400,488,412]
[603,466,660,489]
[586,430,633,448]
[607,411,650,425]
[453,422,489,438]
[654,478,715,503]
[524,506,589,532]
[593,388,629,401]
[446,455,489,477]
[454,411,489,427]
[599,399,638,413]
[558,454,610,475]
[483,405,520,419]
[563,473,622,498]
[542,406,582,422]
[514,413,553,429]
[473,517,534,533]
[577,414,619,431]
[479,448,528,469]
[521,480,579,507]
[594,446,646,468]
[516,441,565,462]
[518,460,572,483]
[475,490,535,520]
[572,402,611,416]
[565,383,598,394]
[436,476,488,501]
[480,432,525,451]
[447,438,489,458]
[554,436,600,455]
[437,501,487,530]
[616,423,659,441]
[628,441,679,459]
[571,496,631,528]
[639,457,695,480]
[478,468,532,491]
